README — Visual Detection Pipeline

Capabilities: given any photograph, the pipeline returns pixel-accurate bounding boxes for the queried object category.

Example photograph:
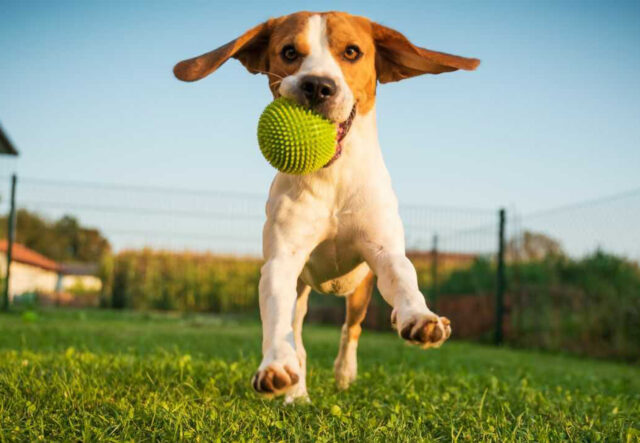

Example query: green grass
[1,310,639,442]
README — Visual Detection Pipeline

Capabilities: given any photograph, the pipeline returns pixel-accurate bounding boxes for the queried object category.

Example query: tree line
[0,209,110,263]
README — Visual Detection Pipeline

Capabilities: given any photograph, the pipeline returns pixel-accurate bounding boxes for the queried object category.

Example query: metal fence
[1,175,501,257]
[2,174,639,360]
[515,188,640,262]
[506,189,640,360]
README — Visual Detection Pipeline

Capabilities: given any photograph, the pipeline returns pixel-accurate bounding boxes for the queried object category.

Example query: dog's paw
[391,309,451,349]
[251,364,300,396]
[251,347,301,397]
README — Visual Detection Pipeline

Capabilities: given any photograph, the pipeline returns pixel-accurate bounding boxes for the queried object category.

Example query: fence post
[2,174,17,311]
[495,208,506,345]
[431,234,438,307]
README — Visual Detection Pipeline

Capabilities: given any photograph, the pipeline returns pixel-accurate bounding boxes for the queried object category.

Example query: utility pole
[3,174,17,311]
[431,234,438,307]
[495,208,506,345]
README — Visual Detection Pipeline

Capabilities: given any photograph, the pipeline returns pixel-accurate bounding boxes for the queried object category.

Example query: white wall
[0,255,58,299]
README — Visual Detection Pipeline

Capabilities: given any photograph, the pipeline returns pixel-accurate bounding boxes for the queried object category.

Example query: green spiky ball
[257,98,337,174]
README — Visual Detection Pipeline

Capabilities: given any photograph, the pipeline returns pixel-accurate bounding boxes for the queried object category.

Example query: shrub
[420,251,640,360]
[437,257,495,295]
[98,248,640,360]
[511,251,640,360]
[101,249,261,313]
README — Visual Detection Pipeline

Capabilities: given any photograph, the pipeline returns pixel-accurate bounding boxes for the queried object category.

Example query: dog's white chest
[301,234,371,296]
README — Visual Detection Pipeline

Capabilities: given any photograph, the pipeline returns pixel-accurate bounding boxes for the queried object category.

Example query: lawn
[0,310,638,442]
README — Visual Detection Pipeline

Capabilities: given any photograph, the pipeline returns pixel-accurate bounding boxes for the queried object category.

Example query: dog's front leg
[251,255,305,397]
[362,241,451,349]
[251,210,325,399]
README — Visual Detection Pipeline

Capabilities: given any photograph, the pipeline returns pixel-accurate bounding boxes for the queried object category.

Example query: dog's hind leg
[284,280,311,404]
[334,270,375,390]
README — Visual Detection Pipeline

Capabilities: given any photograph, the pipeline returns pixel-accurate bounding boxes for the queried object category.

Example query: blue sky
[1,0,639,215]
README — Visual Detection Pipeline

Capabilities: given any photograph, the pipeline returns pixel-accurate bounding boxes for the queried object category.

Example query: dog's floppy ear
[174,20,274,82]
[371,22,480,84]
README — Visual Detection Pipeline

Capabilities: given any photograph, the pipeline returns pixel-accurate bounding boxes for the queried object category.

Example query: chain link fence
[507,190,640,360]
[4,176,502,257]
[2,175,639,360]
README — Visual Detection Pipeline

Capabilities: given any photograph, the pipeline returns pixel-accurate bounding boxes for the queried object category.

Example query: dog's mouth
[323,104,357,168]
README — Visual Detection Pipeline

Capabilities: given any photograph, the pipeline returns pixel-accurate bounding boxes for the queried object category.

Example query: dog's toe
[252,364,299,395]
[394,310,452,349]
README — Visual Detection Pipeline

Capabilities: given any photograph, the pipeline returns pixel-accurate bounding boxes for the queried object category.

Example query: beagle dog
[174,11,479,403]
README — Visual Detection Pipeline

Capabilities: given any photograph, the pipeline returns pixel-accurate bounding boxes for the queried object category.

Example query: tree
[506,230,564,262]
[0,209,110,263]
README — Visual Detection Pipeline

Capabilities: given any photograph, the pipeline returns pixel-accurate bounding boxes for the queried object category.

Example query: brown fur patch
[264,12,312,96]
[324,13,377,115]
[344,270,375,340]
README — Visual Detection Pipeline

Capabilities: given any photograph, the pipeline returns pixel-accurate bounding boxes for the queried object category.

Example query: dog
[174,11,479,403]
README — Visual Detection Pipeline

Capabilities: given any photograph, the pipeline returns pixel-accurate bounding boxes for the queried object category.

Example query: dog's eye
[344,45,362,61]
[281,45,298,62]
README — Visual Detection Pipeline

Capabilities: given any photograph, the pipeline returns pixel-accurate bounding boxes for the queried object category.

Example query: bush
[436,251,640,360]
[437,257,495,295]
[101,249,261,313]
[511,251,640,360]
[98,248,640,360]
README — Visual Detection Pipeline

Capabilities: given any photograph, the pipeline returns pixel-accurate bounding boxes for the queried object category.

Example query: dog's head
[174,11,479,157]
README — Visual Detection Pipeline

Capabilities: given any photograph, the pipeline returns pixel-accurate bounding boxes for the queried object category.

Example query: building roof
[0,125,19,156]
[59,262,100,276]
[0,240,59,272]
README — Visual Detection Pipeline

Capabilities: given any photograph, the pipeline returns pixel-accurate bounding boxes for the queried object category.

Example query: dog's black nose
[300,76,337,105]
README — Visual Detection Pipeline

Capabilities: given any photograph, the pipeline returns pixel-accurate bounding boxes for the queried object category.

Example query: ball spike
[257,98,337,175]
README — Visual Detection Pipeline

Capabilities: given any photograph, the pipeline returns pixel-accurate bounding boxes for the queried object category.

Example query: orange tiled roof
[0,240,60,272]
